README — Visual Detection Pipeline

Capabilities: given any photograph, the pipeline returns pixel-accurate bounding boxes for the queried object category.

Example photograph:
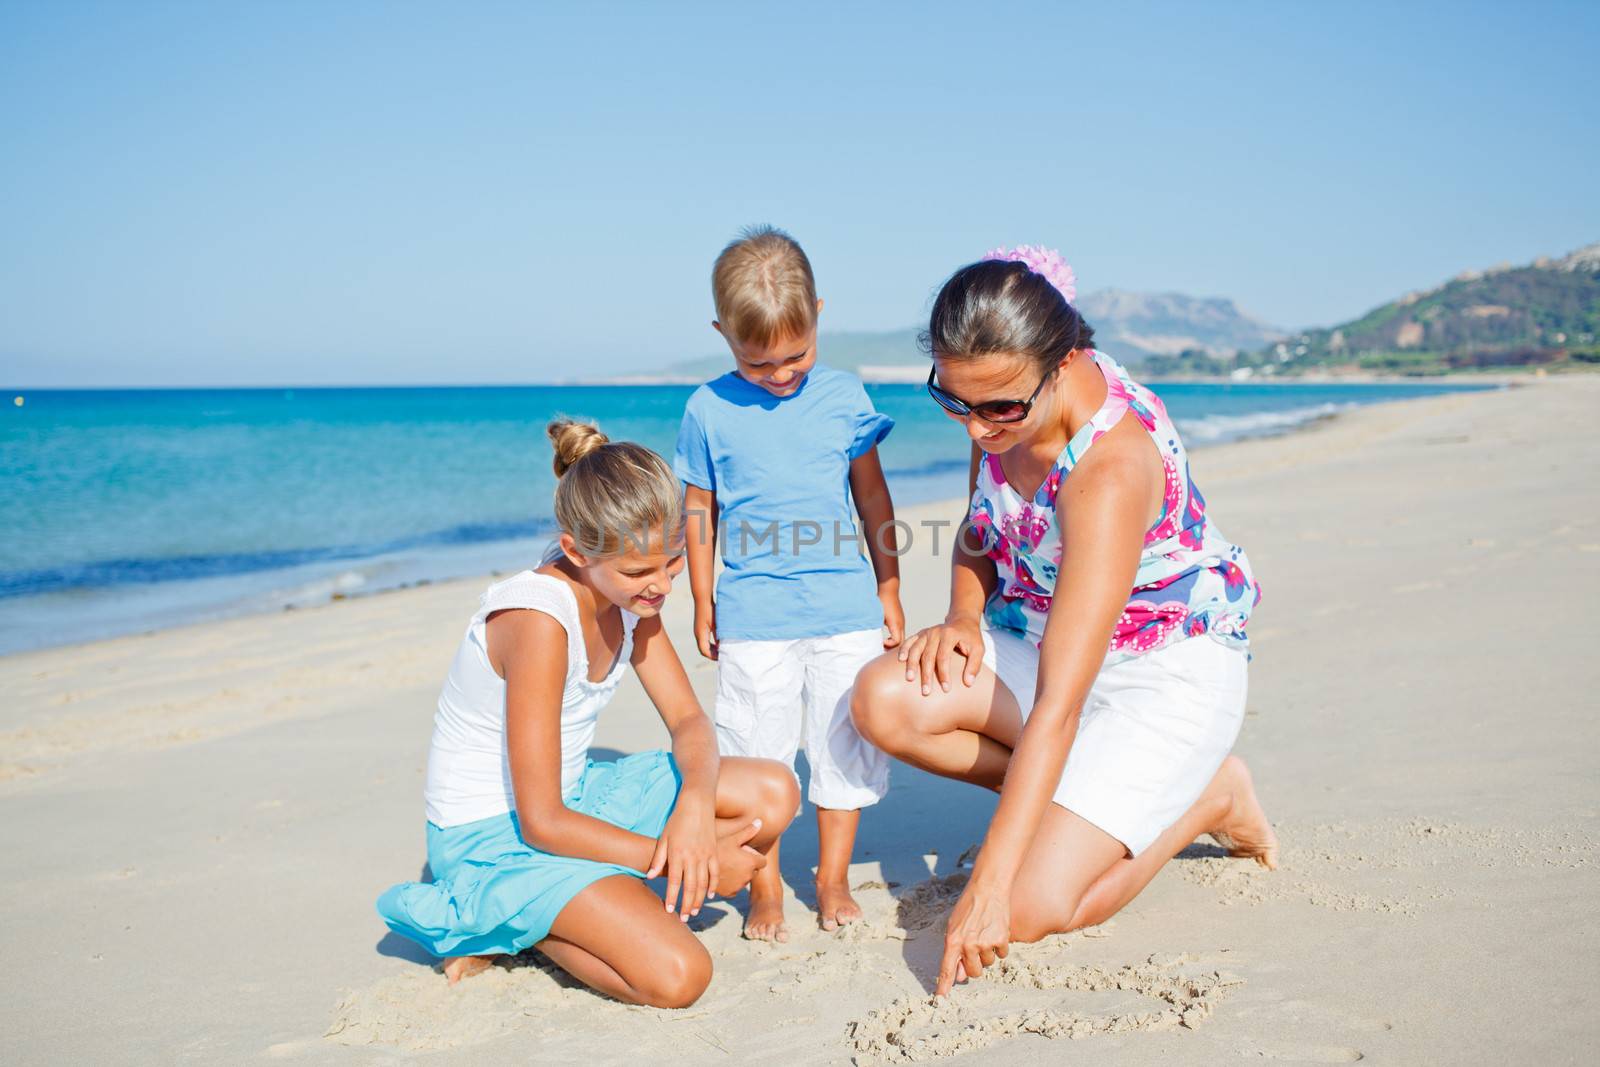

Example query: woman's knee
[849,655,918,750]
[1009,895,1075,944]
[634,941,712,1009]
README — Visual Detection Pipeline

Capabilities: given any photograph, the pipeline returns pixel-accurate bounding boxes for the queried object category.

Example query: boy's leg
[803,630,894,930]
[814,807,862,930]
[714,638,804,942]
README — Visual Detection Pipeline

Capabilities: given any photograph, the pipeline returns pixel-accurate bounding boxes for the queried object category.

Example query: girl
[850,246,1277,997]
[377,420,799,1007]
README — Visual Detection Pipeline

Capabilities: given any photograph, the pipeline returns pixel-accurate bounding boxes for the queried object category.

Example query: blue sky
[2,1,1596,386]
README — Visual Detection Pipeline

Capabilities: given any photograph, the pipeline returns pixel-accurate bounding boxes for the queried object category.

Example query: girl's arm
[900,443,998,690]
[936,428,1159,996]
[685,484,719,660]
[630,614,732,921]
[848,447,904,647]
[494,610,658,873]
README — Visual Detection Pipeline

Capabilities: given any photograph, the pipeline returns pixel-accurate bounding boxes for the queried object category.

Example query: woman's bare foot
[742,879,788,942]
[1207,755,1279,869]
[441,954,499,984]
[815,878,863,932]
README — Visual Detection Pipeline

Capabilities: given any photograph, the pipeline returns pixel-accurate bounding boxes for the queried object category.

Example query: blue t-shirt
[673,364,894,641]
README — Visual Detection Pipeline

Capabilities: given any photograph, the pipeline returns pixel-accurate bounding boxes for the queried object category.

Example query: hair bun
[547,418,609,476]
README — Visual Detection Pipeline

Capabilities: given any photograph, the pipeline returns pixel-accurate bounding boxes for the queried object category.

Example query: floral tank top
[967,350,1259,664]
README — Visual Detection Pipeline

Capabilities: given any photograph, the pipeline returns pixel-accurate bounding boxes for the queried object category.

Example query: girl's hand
[936,879,1011,996]
[898,613,984,695]
[881,592,906,649]
[693,602,718,661]
[647,797,719,921]
[713,819,767,897]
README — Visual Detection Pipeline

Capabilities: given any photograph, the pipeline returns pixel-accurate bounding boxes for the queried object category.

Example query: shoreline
[0,380,1500,660]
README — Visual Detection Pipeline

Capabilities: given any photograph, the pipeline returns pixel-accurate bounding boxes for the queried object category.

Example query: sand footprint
[892,869,972,932]
[326,952,589,1051]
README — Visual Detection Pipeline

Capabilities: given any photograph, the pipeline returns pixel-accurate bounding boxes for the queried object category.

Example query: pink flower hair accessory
[981,244,1077,305]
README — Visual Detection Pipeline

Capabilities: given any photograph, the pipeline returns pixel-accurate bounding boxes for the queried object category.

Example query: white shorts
[981,626,1248,857]
[714,628,889,810]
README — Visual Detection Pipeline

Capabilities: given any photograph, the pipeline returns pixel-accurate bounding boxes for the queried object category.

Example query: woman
[850,246,1277,996]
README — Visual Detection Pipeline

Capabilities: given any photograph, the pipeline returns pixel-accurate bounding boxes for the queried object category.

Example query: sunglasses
[925,365,1055,424]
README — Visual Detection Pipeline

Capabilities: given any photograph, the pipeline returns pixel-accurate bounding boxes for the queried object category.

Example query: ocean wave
[881,456,970,481]
[1174,402,1353,446]
[0,515,556,599]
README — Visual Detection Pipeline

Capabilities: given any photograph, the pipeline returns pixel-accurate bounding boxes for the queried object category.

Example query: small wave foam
[0,516,557,599]
[882,456,969,481]
[1175,402,1352,447]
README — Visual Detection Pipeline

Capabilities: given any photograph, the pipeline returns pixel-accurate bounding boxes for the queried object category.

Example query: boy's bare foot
[441,954,499,984]
[743,881,788,942]
[1207,755,1279,869]
[815,879,863,932]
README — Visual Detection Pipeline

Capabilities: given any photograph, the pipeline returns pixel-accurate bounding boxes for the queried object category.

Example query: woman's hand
[713,819,767,897]
[936,878,1011,996]
[693,601,718,661]
[898,613,984,695]
[647,796,719,921]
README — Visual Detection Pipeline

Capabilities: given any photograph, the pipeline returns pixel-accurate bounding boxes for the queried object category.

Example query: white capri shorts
[714,628,889,810]
[981,626,1248,857]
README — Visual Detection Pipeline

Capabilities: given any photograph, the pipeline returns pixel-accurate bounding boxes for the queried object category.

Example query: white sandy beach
[3,378,1598,1065]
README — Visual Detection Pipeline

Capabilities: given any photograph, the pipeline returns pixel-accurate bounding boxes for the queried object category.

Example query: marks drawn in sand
[846,953,1244,1065]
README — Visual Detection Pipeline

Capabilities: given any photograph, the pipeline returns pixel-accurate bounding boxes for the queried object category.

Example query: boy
[674,225,904,941]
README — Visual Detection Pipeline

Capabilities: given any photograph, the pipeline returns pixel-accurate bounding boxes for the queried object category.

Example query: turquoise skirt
[377,750,682,958]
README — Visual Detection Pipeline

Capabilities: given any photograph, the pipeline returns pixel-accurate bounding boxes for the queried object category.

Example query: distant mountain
[639,290,1283,383]
[1253,241,1600,375]
[1074,289,1284,364]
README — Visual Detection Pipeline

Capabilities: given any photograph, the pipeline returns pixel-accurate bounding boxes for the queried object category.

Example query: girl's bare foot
[441,954,499,984]
[815,878,863,932]
[743,880,788,942]
[1207,755,1279,869]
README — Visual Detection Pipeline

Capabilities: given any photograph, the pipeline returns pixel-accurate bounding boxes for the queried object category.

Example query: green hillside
[1249,242,1600,376]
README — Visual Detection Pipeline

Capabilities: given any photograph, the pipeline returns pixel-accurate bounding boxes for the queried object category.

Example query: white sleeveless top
[423,556,640,828]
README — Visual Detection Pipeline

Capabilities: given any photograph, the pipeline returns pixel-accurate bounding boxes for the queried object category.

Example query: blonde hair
[546,419,682,557]
[711,224,818,348]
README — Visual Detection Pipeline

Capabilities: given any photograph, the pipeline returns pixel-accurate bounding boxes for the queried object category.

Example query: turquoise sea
[2,376,1492,654]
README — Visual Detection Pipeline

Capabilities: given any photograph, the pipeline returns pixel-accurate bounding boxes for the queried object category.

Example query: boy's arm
[950,443,998,624]
[849,447,904,647]
[684,484,720,660]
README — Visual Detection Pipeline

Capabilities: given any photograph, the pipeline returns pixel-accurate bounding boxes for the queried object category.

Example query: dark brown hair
[920,260,1095,370]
